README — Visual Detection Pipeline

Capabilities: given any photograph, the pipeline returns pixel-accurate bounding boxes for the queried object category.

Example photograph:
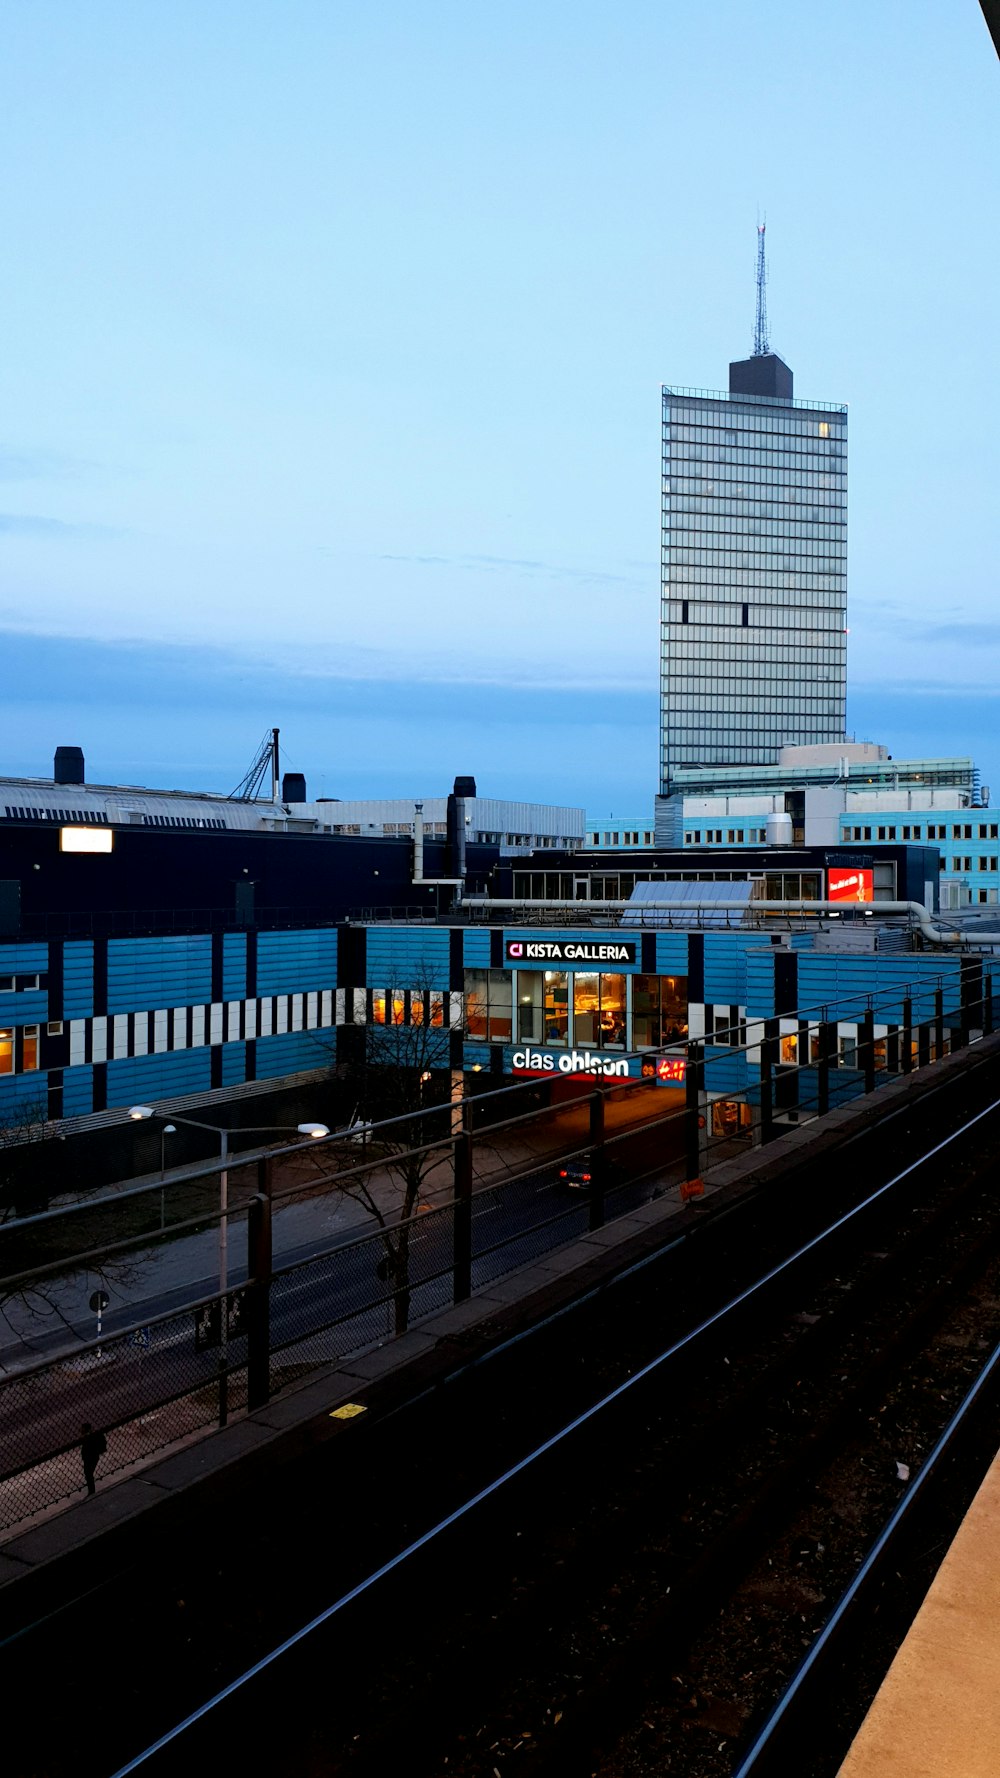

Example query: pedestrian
[80,1422,107,1496]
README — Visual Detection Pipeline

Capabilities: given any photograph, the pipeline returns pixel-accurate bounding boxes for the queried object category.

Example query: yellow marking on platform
[329,1402,367,1421]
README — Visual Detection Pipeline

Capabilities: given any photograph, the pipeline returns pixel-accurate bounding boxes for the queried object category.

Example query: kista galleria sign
[505,939,637,965]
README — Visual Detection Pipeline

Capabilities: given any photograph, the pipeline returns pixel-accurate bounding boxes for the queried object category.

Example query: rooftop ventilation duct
[54,746,85,786]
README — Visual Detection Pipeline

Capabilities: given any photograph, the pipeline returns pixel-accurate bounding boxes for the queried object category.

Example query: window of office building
[632,975,688,1048]
[762,872,821,900]
[373,989,442,1028]
[572,973,627,1048]
[516,971,570,1045]
[0,1029,12,1074]
[22,1026,39,1071]
[465,970,512,1043]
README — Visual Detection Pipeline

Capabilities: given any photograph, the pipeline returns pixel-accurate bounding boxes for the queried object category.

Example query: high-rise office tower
[656,234,847,836]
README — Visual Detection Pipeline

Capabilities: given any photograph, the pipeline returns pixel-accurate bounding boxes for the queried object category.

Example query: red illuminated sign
[641,1055,686,1085]
[828,868,874,904]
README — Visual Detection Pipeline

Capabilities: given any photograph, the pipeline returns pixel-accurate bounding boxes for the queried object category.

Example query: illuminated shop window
[464,971,512,1042]
[572,974,627,1048]
[633,976,688,1048]
[712,1099,753,1139]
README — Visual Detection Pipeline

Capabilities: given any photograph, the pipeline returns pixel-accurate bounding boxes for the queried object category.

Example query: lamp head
[297,1123,330,1139]
[129,1105,155,1121]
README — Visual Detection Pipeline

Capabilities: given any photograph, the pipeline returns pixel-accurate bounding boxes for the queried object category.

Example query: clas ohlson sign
[511,1046,633,1079]
[505,939,637,966]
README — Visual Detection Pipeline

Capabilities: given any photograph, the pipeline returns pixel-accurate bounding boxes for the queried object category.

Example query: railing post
[918,1020,931,1070]
[934,984,945,1060]
[985,974,995,1038]
[962,957,981,1044]
[684,1041,704,1177]
[901,996,913,1073]
[759,1021,777,1144]
[816,1018,834,1116]
[246,1155,273,1413]
[860,1007,876,1094]
[588,1089,606,1231]
[453,1130,473,1302]
[886,1023,899,1074]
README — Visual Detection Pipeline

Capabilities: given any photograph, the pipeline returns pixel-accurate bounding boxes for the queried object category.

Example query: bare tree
[0,1097,64,1223]
[0,1103,144,1360]
[336,979,460,1333]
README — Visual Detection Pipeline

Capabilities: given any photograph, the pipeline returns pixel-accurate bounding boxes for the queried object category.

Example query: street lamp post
[129,1106,330,1318]
[159,1124,177,1230]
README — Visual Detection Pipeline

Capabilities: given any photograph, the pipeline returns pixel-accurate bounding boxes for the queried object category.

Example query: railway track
[4,1057,1000,1778]
[94,1081,1000,1778]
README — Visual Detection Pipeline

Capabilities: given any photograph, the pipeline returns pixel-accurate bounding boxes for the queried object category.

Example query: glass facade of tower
[660,385,847,794]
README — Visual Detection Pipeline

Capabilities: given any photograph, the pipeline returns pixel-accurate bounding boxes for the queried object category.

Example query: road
[0,1085,687,1519]
[0,1084,681,1372]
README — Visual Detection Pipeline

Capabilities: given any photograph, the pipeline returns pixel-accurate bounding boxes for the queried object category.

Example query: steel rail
[731,1335,1000,1777]
[109,1091,1000,1775]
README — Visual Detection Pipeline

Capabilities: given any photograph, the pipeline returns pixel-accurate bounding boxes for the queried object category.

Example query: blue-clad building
[2,748,996,1144]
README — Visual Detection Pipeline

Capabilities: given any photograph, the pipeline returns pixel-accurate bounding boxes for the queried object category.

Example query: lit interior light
[60,827,113,854]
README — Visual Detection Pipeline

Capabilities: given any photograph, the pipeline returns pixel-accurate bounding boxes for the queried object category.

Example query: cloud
[911,622,1000,649]
[378,550,647,589]
[0,448,92,483]
[0,512,115,539]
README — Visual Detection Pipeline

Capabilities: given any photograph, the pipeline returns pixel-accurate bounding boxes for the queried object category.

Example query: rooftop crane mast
[228,727,280,801]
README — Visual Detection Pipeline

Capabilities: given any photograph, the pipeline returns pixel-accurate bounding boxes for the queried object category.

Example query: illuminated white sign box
[60,827,114,854]
[512,1047,630,1079]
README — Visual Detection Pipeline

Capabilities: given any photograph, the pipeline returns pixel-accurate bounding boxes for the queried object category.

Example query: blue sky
[0,2,997,810]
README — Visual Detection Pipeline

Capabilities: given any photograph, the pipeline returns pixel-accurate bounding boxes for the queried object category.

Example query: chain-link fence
[1,967,994,1535]
[0,1287,250,1531]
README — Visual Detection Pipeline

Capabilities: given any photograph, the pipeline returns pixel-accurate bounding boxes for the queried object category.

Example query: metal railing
[0,967,994,1532]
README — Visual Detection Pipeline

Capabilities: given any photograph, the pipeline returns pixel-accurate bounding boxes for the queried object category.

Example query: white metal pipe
[465,897,1000,947]
[411,798,464,887]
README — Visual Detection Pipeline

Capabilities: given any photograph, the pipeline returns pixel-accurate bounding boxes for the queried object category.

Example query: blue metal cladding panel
[63,942,95,1018]
[221,1040,247,1087]
[366,1025,451,1068]
[463,1041,493,1070]
[745,951,779,1019]
[257,929,338,997]
[0,943,48,975]
[105,1049,212,1108]
[1,991,48,1027]
[0,1072,49,1119]
[703,934,770,1007]
[462,931,491,968]
[222,934,247,1001]
[364,928,449,989]
[254,1029,332,1080]
[703,1050,748,1094]
[795,955,963,1027]
[503,931,645,975]
[62,1064,94,1117]
[107,936,212,1014]
[654,934,689,975]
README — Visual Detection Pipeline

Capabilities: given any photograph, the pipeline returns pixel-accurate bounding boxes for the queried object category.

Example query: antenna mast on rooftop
[753,219,769,357]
